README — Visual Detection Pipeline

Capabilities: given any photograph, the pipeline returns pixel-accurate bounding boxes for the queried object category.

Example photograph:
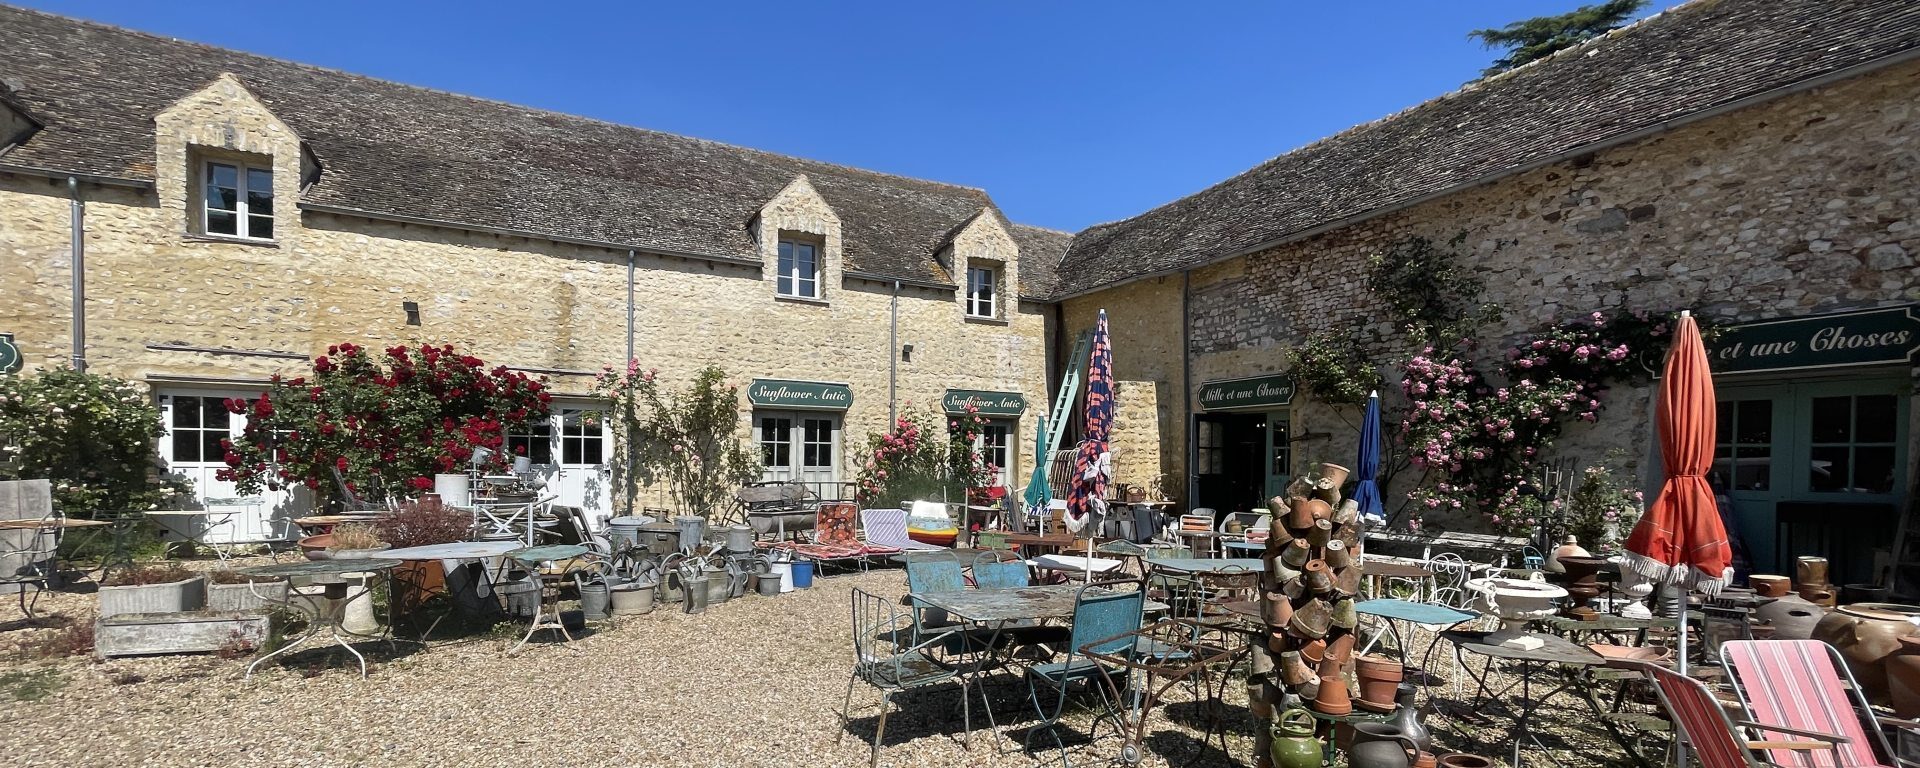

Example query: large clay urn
[1887,637,1920,719]
[1544,535,1590,574]
[1753,594,1825,641]
[1812,602,1920,703]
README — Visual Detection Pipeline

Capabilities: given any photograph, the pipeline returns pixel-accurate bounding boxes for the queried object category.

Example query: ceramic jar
[1754,594,1825,640]
[1812,602,1920,703]
[1348,721,1418,768]
[1796,556,1830,586]
[1749,575,1791,598]
[1436,755,1495,768]
[1270,708,1324,768]
[1887,637,1920,719]
[1545,535,1590,574]
[1391,683,1433,754]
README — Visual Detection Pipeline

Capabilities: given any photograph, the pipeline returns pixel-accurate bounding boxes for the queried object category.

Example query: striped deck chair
[1629,660,1848,768]
[768,502,897,570]
[860,508,943,551]
[1722,639,1914,768]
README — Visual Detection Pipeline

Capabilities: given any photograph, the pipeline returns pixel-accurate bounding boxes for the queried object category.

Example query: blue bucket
[791,560,815,589]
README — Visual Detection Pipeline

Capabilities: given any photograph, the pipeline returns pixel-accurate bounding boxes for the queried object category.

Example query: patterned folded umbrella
[1065,309,1113,535]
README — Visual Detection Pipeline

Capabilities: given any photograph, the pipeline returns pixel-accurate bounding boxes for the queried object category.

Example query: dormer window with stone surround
[201,158,274,240]
[777,236,822,299]
[965,264,999,319]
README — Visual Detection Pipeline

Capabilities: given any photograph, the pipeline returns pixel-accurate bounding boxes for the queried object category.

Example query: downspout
[1181,271,1193,507]
[623,249,636,516]
[625,250,636,362]
[888,280,900,424]
[68,177,86,372]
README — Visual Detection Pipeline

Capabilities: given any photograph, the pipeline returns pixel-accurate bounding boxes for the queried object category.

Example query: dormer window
[203,160,273,240]
[965,265,998,318]
[777,238,821,299]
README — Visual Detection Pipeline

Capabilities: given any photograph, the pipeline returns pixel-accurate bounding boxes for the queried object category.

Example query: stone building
[0,5,1066,527]
[1054,0,1920,587]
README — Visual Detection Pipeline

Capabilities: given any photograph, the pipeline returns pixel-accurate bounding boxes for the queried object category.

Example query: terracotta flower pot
[1749,575,1791,598]
[1319,463,1351,488]
[1299,637,1327,665]
[1289,498,1327,530]
[1303,559,1333,595]
[1332,499,1359,526]
[1354,654,1403,708]
[1282,538,1312,568]
[1437,755,1494,768]
[1335,566,1364,598]
[1307,519,1335,547]
[1312,674,1352,716]
[1264,592,1296,627]
[1320,632,1356,677]
[1331,597,1358,630]
[1413,753,1438,768]
[1291,598,1333,640]
[1268,495,1291,517]
[1280,651,1317,687]
[1325,539,1352,568]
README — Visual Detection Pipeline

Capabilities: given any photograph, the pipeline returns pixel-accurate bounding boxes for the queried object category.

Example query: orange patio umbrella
[1622,310,1732,596]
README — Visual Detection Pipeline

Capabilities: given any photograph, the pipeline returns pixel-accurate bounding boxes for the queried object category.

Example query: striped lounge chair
[1629,659,1848,768]
[860,507,943,551]
[764,502,898,570]
[1722,639,1915,768]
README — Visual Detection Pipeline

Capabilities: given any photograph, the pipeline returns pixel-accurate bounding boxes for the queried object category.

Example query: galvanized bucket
[726,525,753,554]
[605,515,656,552]
[575,573,611,620]
[609,580,656,615]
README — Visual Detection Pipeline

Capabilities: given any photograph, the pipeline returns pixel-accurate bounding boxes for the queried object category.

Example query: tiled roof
[0,4,1042,291]
[1053,0,1920,297]
[1008,223,1072,299]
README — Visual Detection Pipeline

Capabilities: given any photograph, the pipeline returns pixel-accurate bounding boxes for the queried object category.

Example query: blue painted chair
[1024,577,1147,767]
[840,588,962,768]
[904,552,966,640]
[971,552,1073,652]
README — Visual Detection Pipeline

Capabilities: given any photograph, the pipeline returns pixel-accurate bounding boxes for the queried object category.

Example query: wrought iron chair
[840,587,963,768]
[0,509,55,618]
[1024,577,1148,768]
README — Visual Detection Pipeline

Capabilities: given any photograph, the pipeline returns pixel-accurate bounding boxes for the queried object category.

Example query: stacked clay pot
[1260,462,1367,725]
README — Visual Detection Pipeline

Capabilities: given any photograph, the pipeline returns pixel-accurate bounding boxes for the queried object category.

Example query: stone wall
[1061,274,1188,498]
[1065,55,1920,528]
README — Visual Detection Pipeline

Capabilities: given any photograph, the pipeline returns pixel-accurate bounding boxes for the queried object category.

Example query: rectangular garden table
[1144,557,1263,575]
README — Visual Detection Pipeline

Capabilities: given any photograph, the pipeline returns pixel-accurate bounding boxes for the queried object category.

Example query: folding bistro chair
[1721,639,1916,767]
[840,588,962,768]
[972,552,1073,651]
[1024,577,1148,768]
[1629,659,1847,767]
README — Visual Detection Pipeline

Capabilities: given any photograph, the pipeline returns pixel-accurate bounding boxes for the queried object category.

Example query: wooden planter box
[95,610,270,659]
[98,575,206,618]
[206,580,288,613]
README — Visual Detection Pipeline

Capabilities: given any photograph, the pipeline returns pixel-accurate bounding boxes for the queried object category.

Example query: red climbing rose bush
[217,343,551,505]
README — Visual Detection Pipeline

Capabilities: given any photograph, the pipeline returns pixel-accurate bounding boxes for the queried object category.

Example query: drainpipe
[888,280,900,424]
[1181,271,1192,506]
[68,177,86,372]
[625,250,636,363]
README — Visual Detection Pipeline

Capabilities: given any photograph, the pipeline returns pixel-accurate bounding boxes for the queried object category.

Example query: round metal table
[239,558,400,678]
[502,544,593,654]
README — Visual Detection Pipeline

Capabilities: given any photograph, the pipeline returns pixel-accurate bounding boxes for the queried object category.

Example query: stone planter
[206,579,289,612]
[99,575,206,618]
[95,610,270,659]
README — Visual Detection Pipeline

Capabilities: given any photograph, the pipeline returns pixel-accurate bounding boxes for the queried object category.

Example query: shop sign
[1197,374,1295,411]
[1708,305,1920,374]
[0,334,19,375]
[747,379,852,410]
[942,389,1027,416]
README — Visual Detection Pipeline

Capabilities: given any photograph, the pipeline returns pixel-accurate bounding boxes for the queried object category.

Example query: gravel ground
[0,560,1659,767]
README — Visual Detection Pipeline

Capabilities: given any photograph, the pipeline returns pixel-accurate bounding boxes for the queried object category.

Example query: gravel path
[0,563,1658,767]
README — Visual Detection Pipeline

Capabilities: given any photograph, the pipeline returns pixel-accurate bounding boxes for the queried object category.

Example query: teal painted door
[1265,410,1293,500]
[1713,375,1910,579]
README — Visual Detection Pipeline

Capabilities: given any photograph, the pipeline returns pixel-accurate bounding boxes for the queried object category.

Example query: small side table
[240,558,400,678]
[503,544,592,654]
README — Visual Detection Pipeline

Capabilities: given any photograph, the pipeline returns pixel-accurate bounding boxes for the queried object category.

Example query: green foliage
[595,363,759,519]
[852,404,995,506]
[1470,0,1647,77]
[1283,330,1378,408]
[0,367,188,517]
[1563,464,1644,553]
[1365,234,1503,349]
[219,343,552,506]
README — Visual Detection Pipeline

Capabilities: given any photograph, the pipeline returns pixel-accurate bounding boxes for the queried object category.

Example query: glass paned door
[505,406,610,523]
[960,419,1014,488]
[157,390,303,542]
[756,411,841,493]
[1265,411,1293,499]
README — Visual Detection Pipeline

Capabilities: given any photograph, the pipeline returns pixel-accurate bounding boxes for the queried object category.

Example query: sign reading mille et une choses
[942,389,1027,416]
[1197,374,1296,411]
[747,379,853,410]
[1707,304,1920,374]
[0,333,20,375]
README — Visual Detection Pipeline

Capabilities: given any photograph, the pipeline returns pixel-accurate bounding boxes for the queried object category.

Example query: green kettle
[1270,707,1324,768]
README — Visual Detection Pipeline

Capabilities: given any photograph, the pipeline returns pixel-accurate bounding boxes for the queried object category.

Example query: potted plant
[374,498,474,612]
[325,523,389,559]
[205,569,288,612]
[98,564,204,617]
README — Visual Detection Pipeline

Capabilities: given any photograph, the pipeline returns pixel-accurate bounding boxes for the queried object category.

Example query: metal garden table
[502,543,592,654]
[1143,557,1262,575]
[373,540,524,637]
[1355,598,1477,662]
[240,558,400,678]
[1440,629,1650,768]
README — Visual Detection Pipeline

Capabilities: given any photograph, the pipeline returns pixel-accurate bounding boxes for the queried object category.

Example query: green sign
[1197,374,1296,411]
[942,389,1027,416]
[1708,305,1920,374]
[747,379,853,410]
[0,334,19,375]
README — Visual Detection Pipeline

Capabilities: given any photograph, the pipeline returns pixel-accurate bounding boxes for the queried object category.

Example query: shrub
[327,523,384,551]
[594,363,759,519]
[0,368,190,517]
[374,499,473,549]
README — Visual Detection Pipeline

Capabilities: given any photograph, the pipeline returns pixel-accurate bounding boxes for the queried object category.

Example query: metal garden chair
[1628,659,1847,767]
[1024,577,1148,768]
[840,587,963,768]
[1721,639,1916,767]
[972,552,1073,651]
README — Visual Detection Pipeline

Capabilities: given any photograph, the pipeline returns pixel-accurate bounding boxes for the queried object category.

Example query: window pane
[1855,394,1897,443]
[203,397,230,428]
[248,214,273,240]
[581,438,603,465]
[1733,445,1770,491]
[777,273,794,295]
[172,399,201,428]
[207,211,237,236]
[1715,402,1733,444]
[246,167,272,197]
[1809,446,1850,492]
[206,162,237,190]
[1734,400,1771,444]
[795,243,815,272]
[202,430,227,462]
[797,277,816,298]
[206,184,238,214]
[1809,396,1851,443]
[1855,447,1896,493]
[173,431,201,462]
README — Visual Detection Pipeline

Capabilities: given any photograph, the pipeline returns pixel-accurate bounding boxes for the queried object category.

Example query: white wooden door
[754,411,841,494]
[506,406,611,525]
[156,390,303,542]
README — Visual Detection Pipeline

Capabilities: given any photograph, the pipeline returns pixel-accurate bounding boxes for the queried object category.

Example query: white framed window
[203,160,274,239]
[965,266,998,318]
[755,410,841,489]
[777,239,821,298]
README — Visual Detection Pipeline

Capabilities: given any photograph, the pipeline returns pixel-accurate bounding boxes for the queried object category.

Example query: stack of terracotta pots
[1252,461,1367,767]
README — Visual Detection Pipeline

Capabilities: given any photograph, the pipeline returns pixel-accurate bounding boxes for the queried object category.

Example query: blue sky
[18,1,1682,232]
